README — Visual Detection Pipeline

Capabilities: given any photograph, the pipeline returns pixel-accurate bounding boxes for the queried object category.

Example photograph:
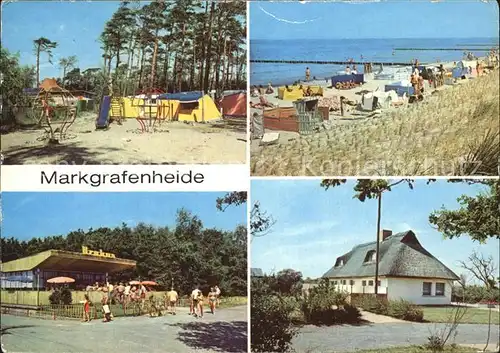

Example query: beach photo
[249,1,499,176]
[0,191,248,353]
[1,1,247,165]
[250,179,499,352]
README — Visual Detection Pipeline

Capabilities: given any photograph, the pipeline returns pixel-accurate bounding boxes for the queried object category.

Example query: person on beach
[345,65,351,74]
[190,286,202,317]
[351,65,358,74]
[166,287,178,315]
[251,86,259,97]
[81,294,91,322]
[265,82,274,94]
[214,285,221,306]
[208,287,217,314]
[305,67,311,81]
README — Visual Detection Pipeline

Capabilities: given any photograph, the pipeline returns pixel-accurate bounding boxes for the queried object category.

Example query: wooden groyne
[250,59,416,66]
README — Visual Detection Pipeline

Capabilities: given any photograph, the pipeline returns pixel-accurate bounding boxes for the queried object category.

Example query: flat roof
[1,250,136,273]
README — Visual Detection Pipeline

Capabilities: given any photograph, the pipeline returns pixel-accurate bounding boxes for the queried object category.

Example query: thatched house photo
[322,230,459,305]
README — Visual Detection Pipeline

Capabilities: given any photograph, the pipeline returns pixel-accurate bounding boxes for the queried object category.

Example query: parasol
[47,277,75,284]
[129,280,141,285]
[141,281,158,286]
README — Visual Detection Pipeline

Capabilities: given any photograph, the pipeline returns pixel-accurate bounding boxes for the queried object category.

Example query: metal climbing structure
[32,78,78,142]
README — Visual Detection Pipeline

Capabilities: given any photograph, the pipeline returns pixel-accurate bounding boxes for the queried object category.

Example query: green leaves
[429,180,500,243]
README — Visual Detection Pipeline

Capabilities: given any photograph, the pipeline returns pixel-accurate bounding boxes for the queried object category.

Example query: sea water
[250,37,498,86]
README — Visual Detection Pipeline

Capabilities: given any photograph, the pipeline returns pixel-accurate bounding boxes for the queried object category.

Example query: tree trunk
[214,10,224,96]
[62,67,67,88]
[138,48,145,90]
[203,1,216,93]
[116,49,120,70]
[150,29,160,89]
[36,45,41,87]
[177,23,187,92]
[163,42,170,92]
[107,56,112,77]
[190,45,196,91]
[375,193,382,295]
[198,2,209,89]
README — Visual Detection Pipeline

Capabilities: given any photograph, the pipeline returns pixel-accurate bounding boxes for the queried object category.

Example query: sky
[1,192,246,240]
[250,1,499,40]
[251,180,499,282]
[2,1,123,79]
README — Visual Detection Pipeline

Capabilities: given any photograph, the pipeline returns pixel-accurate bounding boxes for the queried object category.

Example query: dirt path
[360,310,408,323]
[1,306,247,353]
[1,115,246,165]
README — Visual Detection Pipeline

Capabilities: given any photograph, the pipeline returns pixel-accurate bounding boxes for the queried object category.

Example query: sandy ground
[1,114,246,165]
[1,305,247,353]
[251,68,499,176]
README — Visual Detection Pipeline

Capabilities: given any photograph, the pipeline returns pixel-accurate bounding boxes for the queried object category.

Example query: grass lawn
[422,306,500,325]
[354,345,479,353]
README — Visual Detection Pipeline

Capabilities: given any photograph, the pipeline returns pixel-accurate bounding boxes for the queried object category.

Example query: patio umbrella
[141,281,158,286]
[47,277,75,284]
[129,280,141,285]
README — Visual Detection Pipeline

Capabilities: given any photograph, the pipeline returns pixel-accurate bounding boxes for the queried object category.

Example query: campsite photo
[250,179,500,353]
[1,1,247,165]
[249,1,500,176]
[0,191,248,353]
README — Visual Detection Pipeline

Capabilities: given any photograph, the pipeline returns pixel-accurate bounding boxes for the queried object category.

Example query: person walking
[166,287,179,315]
[305,67,311,82]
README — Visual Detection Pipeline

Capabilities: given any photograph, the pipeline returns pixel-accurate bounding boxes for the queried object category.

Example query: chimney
[379,229,392,242]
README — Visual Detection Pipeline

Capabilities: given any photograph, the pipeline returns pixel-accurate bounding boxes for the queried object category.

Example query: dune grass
[252,70,499,176]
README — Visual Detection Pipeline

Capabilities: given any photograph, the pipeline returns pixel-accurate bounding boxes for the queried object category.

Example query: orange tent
[39,78,68,93]
[218,91,246,118]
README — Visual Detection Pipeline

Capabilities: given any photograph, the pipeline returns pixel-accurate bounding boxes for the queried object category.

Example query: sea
[250,37,499,86]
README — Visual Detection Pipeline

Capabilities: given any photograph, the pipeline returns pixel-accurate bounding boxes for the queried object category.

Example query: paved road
[1,306,247,353]
[293,322,500,352]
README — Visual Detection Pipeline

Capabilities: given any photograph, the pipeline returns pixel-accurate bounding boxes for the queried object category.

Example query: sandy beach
[1,115,246,165]
[251,68,499,176]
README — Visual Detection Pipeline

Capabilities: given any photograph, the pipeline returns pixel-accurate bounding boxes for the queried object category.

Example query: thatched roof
[322,230,459,280]
[39,78,68,93]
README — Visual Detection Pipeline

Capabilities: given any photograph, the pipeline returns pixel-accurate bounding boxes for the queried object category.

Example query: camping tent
[217,91,246,118]
[108,91,221,122]
[158,91,221,122]
[278,85,323,101]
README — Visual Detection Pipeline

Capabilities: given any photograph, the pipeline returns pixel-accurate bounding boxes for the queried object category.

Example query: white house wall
[333,277,388,294]
[387,278,453,305]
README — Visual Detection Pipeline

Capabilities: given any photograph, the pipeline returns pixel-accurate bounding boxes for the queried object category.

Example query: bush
[388,299,424,322]
[251,288,297,352]
[301,278,361,325]
[452,285,500,304]
[352,294,389,315]
[49,288,73,305]
[425,334,445,352]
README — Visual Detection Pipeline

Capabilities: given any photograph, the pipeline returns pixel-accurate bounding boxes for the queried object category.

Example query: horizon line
[251,36,500,41]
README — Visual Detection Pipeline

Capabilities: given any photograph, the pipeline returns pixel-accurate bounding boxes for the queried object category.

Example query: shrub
[251,289,297,352]
[425,334,445,352]
[388,299,424,322]
[452,285,500,304]
[49,288,73,305]
[352,294,389,315]
[301,278,360,325]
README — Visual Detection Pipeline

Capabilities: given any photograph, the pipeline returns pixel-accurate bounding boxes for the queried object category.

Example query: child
[81,294,91,322]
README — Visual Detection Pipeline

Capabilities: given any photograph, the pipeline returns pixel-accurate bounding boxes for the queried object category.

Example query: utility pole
[374,193,382,295]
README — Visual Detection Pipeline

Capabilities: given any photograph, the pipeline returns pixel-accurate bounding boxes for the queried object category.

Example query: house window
[435,283,445,296]
[362,280,367,286]
[377,280,381,287]
[341,280,346,285]
[364,250,376,263]
[333,280,338,285]
[368,280,374,286]
[335,258,344,267]
[423,282,432,296]
[350,280,355,285]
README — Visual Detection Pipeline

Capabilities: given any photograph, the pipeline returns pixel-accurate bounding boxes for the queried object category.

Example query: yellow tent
[109,92,221,122]
[278,85,324,101]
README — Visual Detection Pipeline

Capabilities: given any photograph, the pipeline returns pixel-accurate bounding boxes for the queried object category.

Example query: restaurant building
[0,247,136,290]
